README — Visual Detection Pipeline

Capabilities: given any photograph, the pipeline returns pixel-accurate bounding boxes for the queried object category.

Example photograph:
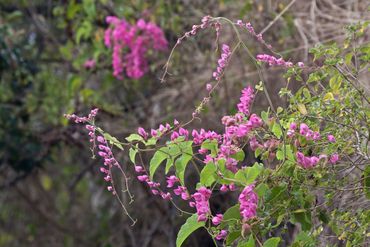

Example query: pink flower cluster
[213,44,231,81]
[237,86,254,115]
[192,187,212,221]
[64,108,98,124]
[235,20,272,50]
[135,164,172,200]
[256,54,305,68]
[239,184,258,222]
[64,108,99,143]
[137,120,181,141]
[176,15,212,45]
[287,122,340,168]
[296,151,320,169]
[104,16,167,79]
[96,136,121,194]
[256,54,294,67]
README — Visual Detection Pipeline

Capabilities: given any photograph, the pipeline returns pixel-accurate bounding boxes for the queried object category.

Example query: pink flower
[297,62,304,67]
[220,184,228,192]
[212,44,231,81]
[212,214,223,225]
[215,230,228,240]
[138,127,148,139]
[299,123,309,135]
[105,17,167,79]
[237,86,254,116]
[171,131,179,141]
[206,83,212,91]
[249,114,263,128]
[150,129,158,137]
[327,135,336,143]
[134,166,144,173]
[166,175,179,188]
[256,54,293,67]
[313,131,321,141]
[296,152,319,169]
[330,153,339,164]
[192,187,212,222]
[137,175,149,182]
[239,184,258,222]
[161,192,172,200]
[215,230,227,240]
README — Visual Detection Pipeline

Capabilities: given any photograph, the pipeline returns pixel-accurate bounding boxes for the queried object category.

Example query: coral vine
[104,16,168,79]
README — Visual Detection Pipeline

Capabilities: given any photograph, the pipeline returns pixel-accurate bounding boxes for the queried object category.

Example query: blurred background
[0,0,369,246]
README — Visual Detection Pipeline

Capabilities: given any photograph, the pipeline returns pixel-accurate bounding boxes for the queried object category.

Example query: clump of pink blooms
[256,54,304,68]
[239,184,258,222]
[193,187,212,221]
[213,44,231,81]
[104,16,168,79]
[235,19,272,50]
[287,122,339,168]
[96,135,122,194]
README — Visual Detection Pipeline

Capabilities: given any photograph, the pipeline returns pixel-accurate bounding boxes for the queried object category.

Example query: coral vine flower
[239,185,258,222]
[105,17,168,79]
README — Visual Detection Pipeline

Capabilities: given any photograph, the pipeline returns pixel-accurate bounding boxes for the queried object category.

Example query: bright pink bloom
[166,175,179,188]
[137,175,149,182]
[134,166,144,173]
[212,214,223,225]
[138,127,148,139]
[327,135,336,143]
[239,184,258,222]
[237,86,254,116]
[192,187,212,222]
[330,153,339,164]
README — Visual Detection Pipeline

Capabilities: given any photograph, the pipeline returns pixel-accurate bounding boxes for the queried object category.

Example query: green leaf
[291,211,312,231]
[82,0,96,18]
[276,150,284,161]
[176,214,205,247]
[145,137,157,146]
[255,147,263,158]
[175,153,193,184]
[263,237,281,247]
[165,159,173,174]
[129,147,138,164]
[261,110,269,122]
[234,163,263,185]
[272,123,283,139]
[200,162,217,186]
[231,150,245,161]
[226,231,241,245]
[201,139,218,156]
[220,204,241,228]
[297,103,307,115]
[149,147,168,179]
[126,134,144,142]
[255,183,269,197]
[238,235,255,247]
[103,133,123,150]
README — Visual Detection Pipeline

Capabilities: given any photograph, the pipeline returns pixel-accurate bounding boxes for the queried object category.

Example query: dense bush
[67,16,370,247]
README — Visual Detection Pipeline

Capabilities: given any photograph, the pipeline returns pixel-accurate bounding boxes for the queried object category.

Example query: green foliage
[176,214,205,247]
